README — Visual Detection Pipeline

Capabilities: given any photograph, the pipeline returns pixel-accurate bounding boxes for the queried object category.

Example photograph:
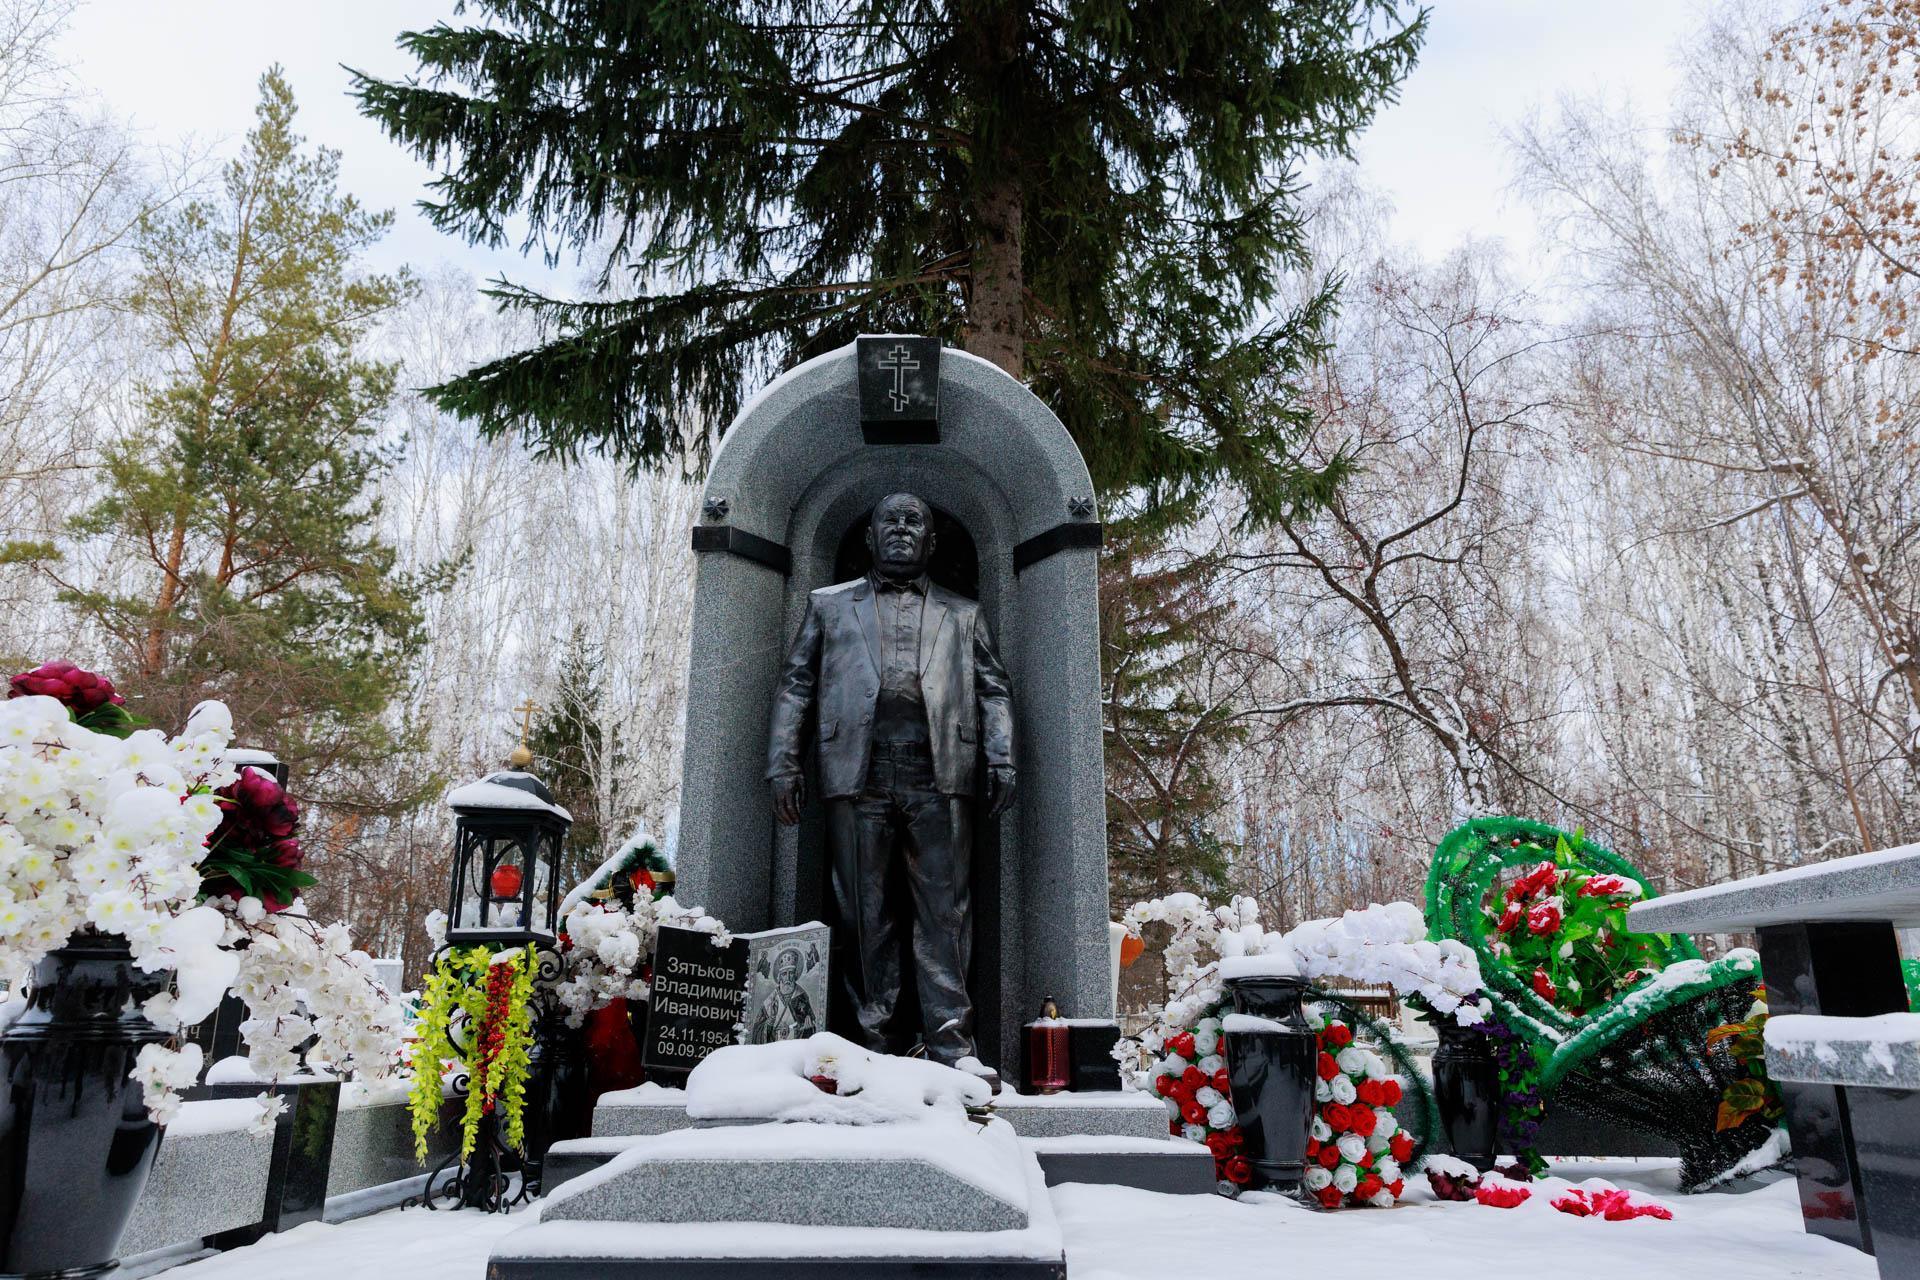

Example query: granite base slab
[984,1090,1169,1140]
[591,1086,1170,1143]
[491,1118,1065,1280]
[484,1256,1065,1279]
[1025,1136,1215,1194]
[544,1118,1030,1232]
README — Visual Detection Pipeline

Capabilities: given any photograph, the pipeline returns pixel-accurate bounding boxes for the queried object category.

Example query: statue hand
[986,765,1017,819]
[772,774,806,826]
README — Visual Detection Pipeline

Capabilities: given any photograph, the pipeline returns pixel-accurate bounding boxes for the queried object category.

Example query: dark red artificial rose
[1388,1178,1405,1199]
[8,660,125,713]
[1179,1099,1206,1126]
[1356,1175,1383,1201]
[1532,968,1558,1002]
[1390,1132,1415,1163]
[1224,1156,1252,1185]
[1348,1106,1377,1138]
[1181,1066,1206,1092]
[1213,1132,1239,1158]
[1317,1052,1339,1081]
[1316,1185,1343,1209]
[1154,1074,1178,1098]
[200,765,308,914]
[1426,1167,1476,1202]
[1317,1145,1341,1170]
[1305,1138,1321,1158]
[1323,1102,1352,1132]
[1496,901,1525,934]
[230,766,300,838]
[1380,1079,1403,1107]
[1169,1031,1197,1060]
[1326,1023,1353,1047]
[1211,1068,1231,1094]
[1355,1078,1380,1107]
[1527,900,1563,935]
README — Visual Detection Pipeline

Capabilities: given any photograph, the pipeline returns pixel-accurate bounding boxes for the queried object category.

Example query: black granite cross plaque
[857,335,941,443]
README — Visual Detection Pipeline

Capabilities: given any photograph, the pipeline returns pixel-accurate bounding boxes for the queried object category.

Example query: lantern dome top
[226,746,281,768]
[446,769,573,821]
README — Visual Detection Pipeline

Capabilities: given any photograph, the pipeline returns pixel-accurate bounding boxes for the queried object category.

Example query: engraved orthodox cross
[878,343,918,412]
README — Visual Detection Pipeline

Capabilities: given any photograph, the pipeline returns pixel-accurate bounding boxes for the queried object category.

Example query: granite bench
[1628,841,1920,1274]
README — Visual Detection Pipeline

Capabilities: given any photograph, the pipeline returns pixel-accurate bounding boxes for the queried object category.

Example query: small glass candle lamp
[1026,996,1070,1094]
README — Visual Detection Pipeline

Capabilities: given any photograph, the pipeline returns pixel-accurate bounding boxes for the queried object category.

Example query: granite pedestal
[675,340,1113,1076]
[490,1118,1066,1279]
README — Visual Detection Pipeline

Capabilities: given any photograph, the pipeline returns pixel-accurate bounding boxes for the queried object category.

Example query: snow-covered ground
[140,1159,1867,1280]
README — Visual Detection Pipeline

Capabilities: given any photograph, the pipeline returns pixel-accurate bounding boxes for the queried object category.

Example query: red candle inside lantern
[489,864,524,900]
[1026,996,1070,1094]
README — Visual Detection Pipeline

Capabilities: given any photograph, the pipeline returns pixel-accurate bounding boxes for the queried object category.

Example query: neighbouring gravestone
[642,923,830,1078]
[675,337,1114,1079]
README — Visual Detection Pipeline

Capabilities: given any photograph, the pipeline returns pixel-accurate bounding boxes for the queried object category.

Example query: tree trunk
[965,171,1024,378]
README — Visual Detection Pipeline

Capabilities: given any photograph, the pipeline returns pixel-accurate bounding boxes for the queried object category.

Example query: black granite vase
[1431,1016,1499,1172]
[0,933,172,1278]
[522,1014,591,1193]
[1221,974,1316,1193]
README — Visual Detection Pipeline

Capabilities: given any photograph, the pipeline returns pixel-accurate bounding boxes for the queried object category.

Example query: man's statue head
[867,492,934,581]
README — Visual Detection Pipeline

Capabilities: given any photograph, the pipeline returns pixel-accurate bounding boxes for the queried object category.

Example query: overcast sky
[56,0,1707,294]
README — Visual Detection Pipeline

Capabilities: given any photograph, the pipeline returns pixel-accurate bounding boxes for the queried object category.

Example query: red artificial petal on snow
[1476,1181,1532,1209]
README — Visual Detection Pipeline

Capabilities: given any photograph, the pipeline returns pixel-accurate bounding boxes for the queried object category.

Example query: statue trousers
[826,741,974,1064]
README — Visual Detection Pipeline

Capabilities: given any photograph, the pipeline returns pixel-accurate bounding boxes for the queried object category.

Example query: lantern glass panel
[531,834,556,933]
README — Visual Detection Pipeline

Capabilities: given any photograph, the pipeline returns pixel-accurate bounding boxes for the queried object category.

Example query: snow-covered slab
[541,1116,1030,1231]
[992,1089,1168,1140]
[490,1118,1065,1280]
[590,1083,703,1137]
[1628,840,1920,933]
[1764,1012,1920,1088]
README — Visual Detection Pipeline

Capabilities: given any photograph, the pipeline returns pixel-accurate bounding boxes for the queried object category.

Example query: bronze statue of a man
[766,493,1015,1076]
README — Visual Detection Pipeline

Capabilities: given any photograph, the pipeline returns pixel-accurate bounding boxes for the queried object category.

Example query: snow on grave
[488,1036,1066,1279]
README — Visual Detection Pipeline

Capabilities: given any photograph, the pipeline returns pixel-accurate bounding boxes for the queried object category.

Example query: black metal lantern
[445,769,571,946]
[225,746,288,786]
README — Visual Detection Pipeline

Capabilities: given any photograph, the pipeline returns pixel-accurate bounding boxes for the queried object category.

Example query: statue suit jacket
[766,576,1015,799]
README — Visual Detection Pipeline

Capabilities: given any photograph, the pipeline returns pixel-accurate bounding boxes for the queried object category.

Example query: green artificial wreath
[1425,816,1782,1191]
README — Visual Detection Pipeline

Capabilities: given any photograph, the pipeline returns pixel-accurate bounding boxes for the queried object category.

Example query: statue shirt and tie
[765,493,1016,1079]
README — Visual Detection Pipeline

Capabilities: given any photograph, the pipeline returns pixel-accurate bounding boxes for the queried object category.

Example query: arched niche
[674,341,1111,1072]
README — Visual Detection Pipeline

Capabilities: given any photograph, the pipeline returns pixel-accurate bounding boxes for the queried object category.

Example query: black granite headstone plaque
[857,334,941,443]
[643,925,750,1077]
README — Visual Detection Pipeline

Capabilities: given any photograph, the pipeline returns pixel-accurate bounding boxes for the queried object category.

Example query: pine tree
[352,1,1424,522]
[22,69,436,783]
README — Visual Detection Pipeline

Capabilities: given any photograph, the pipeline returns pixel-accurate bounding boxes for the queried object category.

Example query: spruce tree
[525,633,620,884]
[352,1,1424,521]
[21,69,435,784]
[1100,527,1243,904]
